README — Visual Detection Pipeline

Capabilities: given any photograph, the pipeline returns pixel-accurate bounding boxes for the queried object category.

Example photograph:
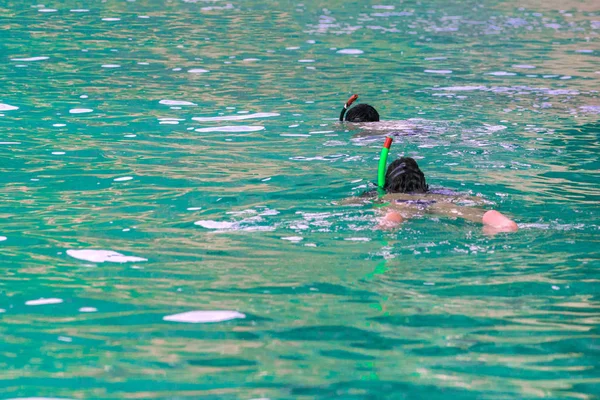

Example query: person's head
[339,94,380,122]
[384,157,428,193]
[345,103,380,122]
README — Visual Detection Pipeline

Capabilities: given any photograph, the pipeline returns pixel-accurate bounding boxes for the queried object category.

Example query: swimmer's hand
[377,210,404,230]
[482,210,518,233]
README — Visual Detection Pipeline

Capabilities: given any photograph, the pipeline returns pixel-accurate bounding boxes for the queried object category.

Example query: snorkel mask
[377,137,393,195]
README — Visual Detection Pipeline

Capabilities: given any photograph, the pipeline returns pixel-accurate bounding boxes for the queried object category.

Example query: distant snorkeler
[349,137,518,233]
[339,94,380,122]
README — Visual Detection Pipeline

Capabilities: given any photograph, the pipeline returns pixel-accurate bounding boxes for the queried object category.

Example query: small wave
[424,69,452,74]
[487,71,517,76]
[10,56,49,62]
[194,220,236,229]
[0,103,19,111]
[67,249,147,263]
[282,236,303,242]
[164,310,245,323]
[195,126,265,133]
[192,112,279,122]
[337,49,364,55]
[25,298,63,306]
[69,108,93,114]
[159,99,196,106]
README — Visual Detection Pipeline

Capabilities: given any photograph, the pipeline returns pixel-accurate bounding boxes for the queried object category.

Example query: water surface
[1,0,599,399]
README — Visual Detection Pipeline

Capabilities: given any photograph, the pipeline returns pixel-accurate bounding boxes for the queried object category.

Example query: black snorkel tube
[339,94,359,121]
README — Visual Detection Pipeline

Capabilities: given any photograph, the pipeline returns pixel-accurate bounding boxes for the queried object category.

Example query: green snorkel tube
[377,137,393,196]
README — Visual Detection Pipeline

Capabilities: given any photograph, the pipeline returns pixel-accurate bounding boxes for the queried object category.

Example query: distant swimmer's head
[339,94,380,122]
[384,157,429,194]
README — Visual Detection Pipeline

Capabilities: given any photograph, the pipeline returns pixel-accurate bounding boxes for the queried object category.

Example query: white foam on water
[163,310,246,323]
[69,108,93,114]
[483,124,507,132]
[101,64,121,68]
[53,123,66,127]
[350,120,415,131]
[0,236,7,241]
[192,112,279,122]
[188,68,209,73]
[373,5,395,9]
[79,307,97,312]
[70,9,89,12]
[51,151,65,155]
[195,126,264,133]
[0,142,20,145]
[194,220,236,229]
[280,133,310,137]
[512,64,536,69]
[187,207,202,210]
[102,18,121,21]
[282,236,303,242]
[26,298,63,306]
[0,104,19,111]
[38,9,58,13]
[437,86,486,91]
[337,49,364,54]
[487,71,517,76]
[10,56,49,62]
[159,120,179,124]
[113,176,133,181]
[7,398,75,400]
[67,249,148,263]
[309,130,334,134]
[260,209,279,216]
[298,59,315,63]
[243,58,260,62]
[424,69,452,74]
[159,99,196,106]
[344,237,371,242]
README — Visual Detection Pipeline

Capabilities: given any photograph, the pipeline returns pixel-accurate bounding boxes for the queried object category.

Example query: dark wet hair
[384,157,428,193]
[345,104,380,122]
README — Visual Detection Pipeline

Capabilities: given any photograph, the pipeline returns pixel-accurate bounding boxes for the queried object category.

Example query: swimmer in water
[352,138,518,233]
[339,94,380,122]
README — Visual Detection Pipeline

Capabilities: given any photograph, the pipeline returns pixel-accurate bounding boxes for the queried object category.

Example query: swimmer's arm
[427,202,518,232]
[375,202,419,229]
[337,196,382,206]
[336,197,364,206]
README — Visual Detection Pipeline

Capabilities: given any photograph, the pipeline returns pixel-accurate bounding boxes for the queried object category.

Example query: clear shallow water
[1,0,599,399]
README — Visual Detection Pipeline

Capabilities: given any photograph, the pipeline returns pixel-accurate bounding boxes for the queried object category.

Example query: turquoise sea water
[1,0,599,398]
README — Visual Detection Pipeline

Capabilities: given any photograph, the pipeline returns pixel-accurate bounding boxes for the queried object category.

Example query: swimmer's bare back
[378,192,518,233]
